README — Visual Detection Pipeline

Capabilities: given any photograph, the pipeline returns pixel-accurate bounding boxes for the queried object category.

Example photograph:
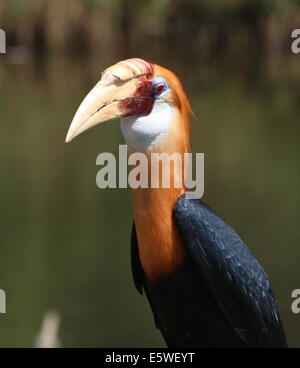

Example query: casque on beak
[65,58,154,143]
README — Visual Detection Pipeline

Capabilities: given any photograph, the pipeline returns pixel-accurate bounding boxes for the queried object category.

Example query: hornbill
[66,58,287,348]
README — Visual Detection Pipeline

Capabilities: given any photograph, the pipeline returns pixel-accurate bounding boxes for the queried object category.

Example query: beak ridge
[66,58,154,143]
[65,82,121,143]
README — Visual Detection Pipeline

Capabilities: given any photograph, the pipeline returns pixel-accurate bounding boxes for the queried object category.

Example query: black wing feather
[173,193,287,347]
[131,224,143,295]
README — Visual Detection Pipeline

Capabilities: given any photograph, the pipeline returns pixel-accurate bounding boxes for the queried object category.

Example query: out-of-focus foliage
[0,0,299,60]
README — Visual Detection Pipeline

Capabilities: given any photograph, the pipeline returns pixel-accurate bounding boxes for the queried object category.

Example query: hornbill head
[66,58,192,152]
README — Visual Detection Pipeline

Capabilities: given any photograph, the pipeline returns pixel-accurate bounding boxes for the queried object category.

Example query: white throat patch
[120,101,173,151]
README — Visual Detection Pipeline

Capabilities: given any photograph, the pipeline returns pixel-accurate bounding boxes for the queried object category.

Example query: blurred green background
[0,0,299,347]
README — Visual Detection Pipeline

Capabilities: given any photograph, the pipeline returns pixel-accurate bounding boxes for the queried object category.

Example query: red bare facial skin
[119,76,154,117]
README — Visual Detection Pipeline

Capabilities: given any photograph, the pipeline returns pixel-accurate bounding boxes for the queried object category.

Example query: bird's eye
[154,83,165,96]
[152,77,168,97]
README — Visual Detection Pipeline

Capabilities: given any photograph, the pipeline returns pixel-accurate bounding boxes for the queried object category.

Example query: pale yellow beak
[66,80,132,143]
[66,58,154,143]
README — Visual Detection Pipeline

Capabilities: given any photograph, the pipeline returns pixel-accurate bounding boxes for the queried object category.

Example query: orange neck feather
[132,81,192,281]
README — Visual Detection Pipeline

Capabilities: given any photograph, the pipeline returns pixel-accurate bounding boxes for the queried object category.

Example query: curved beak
[65,77,141,143]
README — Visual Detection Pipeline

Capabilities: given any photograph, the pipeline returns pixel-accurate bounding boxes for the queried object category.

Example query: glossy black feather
[131,225,143,295]
[131,193,287,347]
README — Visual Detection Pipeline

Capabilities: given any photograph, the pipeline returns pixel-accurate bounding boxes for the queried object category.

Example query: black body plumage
[131,193,287,348]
